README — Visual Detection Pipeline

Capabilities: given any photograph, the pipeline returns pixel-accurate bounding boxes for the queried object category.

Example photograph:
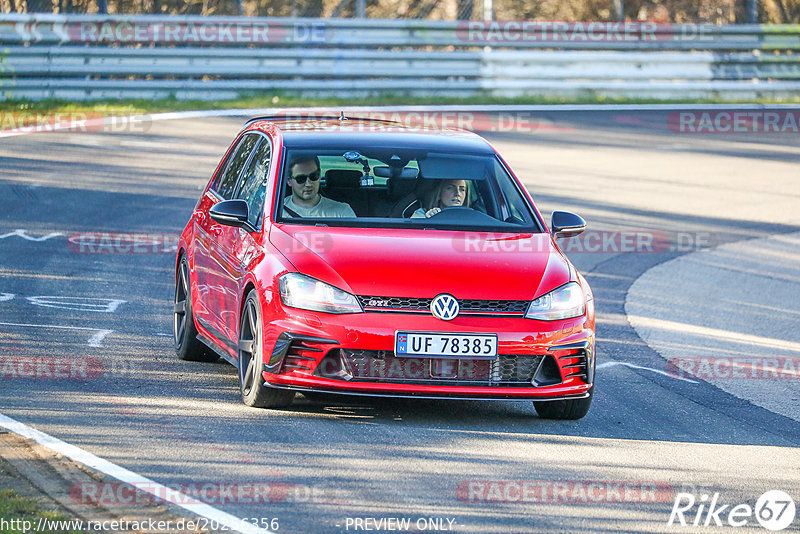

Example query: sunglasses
[291,170,321,184]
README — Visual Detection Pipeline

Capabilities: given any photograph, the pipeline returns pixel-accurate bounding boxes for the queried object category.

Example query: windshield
[275,148,542,232]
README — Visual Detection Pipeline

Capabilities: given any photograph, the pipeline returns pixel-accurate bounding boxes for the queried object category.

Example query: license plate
[395,332,497,359]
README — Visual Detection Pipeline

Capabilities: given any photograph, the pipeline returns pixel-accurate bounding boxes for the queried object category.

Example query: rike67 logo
[668,490,796,531]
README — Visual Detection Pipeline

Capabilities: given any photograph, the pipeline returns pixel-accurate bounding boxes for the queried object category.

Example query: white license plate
[395,332,497,359]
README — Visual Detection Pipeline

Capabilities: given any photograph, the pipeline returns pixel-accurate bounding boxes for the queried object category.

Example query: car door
[217,135,273,345]
[193,132,260,350]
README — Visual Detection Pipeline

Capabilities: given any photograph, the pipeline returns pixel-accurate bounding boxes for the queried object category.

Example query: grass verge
[0,489,83,534]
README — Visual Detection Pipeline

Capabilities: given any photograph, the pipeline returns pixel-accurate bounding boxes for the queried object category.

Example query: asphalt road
[1,108,799,533]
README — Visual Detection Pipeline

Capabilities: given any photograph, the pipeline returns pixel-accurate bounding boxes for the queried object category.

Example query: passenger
[411,179,470,218]
[283,156,356,218]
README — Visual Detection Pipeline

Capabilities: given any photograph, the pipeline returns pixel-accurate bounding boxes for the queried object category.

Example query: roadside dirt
[0,430,206,533]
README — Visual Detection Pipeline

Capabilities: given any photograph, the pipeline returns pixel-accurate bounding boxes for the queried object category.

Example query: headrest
[324,169,362,188]
[388,177,417,198]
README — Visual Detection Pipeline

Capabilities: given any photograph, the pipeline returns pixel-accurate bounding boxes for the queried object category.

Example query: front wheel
[174,256,217,362]
[533,387,593,420]
[238,290,295,408]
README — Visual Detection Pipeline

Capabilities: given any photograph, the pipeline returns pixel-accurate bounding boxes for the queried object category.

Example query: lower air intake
[316,350,554,387]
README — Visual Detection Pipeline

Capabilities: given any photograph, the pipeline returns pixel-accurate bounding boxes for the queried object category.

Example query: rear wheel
[238,290,295,408]
[174,256,217,362]
[533,387,593,420]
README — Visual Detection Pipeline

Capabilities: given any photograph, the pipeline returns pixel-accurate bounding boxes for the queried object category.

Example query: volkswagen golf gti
[174,115,595,419]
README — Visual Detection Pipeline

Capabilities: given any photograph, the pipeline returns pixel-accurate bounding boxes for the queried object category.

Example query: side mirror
[551,211,586,238]
[210,199,250,229]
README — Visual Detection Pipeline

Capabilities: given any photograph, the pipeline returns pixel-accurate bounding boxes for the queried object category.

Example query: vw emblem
[431,294,459,321]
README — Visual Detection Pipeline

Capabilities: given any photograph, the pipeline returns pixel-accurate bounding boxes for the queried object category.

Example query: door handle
[210,226,223,237]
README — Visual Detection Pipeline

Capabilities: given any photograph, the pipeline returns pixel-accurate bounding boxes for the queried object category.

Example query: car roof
[244,116,496,154]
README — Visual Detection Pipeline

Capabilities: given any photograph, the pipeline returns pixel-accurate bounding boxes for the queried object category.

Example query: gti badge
[431,294,459,321]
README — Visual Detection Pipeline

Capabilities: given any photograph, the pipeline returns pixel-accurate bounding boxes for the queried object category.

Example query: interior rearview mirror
[373,166,419,179]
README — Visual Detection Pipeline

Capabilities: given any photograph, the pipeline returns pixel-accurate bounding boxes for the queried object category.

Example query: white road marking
[26,296,126,313]
[86,330,113,348]
[0,322,113,347]
[597,361,699,383]
[0,293,14,302]
[0,229,64,241]
[0,414,273,534]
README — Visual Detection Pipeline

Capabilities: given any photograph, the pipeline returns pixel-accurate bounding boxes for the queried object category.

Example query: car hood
[270,225,571,300]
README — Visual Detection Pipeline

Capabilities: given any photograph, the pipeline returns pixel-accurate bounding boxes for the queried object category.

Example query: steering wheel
[425,205,500,225]
[427,206,473,217]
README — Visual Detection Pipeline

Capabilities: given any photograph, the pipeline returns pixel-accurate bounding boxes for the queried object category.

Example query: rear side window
[236,137,272,230]
[215,134,259,200]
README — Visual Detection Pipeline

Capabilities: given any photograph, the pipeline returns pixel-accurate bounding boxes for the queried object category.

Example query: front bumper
[260,311,595,400]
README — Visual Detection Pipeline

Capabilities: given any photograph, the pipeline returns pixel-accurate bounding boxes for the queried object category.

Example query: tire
[238,290,295,408]
[174,256,217,362]
[533,387,593,420]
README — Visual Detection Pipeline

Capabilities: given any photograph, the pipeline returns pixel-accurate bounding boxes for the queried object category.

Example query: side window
[215,134,259,200]
[236,137,272,230]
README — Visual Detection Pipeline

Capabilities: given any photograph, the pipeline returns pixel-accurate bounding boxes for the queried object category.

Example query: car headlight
[525,282,586,321]
[279,273,363,314]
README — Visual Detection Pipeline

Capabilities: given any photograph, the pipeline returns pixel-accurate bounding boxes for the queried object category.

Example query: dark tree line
[3,0,799,23]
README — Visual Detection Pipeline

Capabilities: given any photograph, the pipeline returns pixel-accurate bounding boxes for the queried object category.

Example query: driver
[283,155,356,218]
[411,179,470,218]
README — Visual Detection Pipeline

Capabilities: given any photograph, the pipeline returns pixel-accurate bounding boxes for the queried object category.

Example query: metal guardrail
[1,15,800,100]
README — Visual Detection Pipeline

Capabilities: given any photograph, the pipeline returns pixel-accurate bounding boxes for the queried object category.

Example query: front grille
[317,349,546,387]
[359,297,431,310]
[357,296,529,317]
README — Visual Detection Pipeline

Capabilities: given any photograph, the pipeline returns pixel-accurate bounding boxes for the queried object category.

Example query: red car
[174,116,595,419]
